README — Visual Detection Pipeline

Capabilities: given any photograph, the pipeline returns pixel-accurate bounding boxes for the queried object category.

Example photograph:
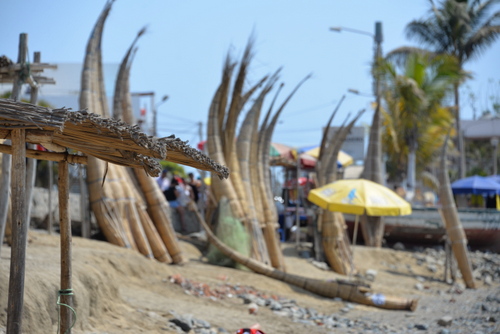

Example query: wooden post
[6,33,28,334]
[79,166,90,238]
[25,51,41,227]
[0,33,28,256]
[48,160,54,234]
[6,129,27,334]
[59,161,73,333]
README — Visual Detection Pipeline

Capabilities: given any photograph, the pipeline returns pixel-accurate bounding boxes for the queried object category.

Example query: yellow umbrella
[307,179,411,253]
[203,176,211,186]
[303,147,354,168]
[308,179,411,216]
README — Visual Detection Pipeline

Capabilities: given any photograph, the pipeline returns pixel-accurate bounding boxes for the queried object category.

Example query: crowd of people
[156,170,203,233]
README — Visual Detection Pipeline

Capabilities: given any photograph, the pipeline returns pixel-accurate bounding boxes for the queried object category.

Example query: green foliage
[159,160,186,178]
[465,138,499,177]
[381,53,463,183]
[405,0,500,65]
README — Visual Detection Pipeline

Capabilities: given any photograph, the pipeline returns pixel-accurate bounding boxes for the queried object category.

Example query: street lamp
[153,95,169,137]
[329,26,374,38]
[331,22,383,184]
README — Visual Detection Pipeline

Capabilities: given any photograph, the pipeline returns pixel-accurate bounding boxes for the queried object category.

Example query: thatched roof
[0,98,229,178]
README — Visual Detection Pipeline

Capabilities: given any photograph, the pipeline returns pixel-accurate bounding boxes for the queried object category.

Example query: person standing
[163,178,186,233]
[156,169,170,192]
[187,172,200,205]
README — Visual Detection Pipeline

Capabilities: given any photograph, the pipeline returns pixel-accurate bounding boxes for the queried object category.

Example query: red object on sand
[235,329,265,334]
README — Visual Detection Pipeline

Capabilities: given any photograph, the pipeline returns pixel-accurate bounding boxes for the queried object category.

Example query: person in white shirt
[156,169,170,191]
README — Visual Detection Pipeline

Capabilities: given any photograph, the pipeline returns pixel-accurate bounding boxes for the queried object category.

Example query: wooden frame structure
[0,98,229,333]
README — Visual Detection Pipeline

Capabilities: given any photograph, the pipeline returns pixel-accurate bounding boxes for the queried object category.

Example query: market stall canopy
[451,175,500,196]
[299,145,354,168]
[269,142,354,169]
[0,99,229,179]
[486,175,500,184]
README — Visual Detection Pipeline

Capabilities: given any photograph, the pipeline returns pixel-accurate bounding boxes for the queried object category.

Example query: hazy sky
[2,0,500,149]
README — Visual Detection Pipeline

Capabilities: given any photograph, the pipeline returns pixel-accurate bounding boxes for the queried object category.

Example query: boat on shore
[344,206,500,252]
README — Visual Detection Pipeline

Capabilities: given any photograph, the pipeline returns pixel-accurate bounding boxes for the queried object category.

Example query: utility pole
[362,21,383,185]
[153,95,169,137]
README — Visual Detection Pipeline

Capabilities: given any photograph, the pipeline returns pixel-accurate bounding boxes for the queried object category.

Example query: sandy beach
[0,229,499,334]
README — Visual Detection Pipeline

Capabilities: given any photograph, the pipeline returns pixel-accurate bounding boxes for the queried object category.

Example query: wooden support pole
[59,160,73,334]
[79,166,90,239]
[6,129,27,334]
[48,160,54,234]
[0,33,28,257]
[25,51,41,230]
[6,33,28,334]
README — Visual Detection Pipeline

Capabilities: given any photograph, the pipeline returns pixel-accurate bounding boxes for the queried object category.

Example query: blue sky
[2,0,500,150]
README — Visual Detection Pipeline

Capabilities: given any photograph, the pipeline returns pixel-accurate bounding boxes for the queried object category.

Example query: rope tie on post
[57,289,76,334]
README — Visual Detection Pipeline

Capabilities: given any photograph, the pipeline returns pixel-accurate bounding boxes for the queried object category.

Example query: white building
[327,126,367,163]
[0,62,155,134]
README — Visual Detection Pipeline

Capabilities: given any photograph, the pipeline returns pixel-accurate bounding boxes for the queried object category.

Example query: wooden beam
[0,62,57,74]
[0,143,87,164]
[7,129,27,334]
[59,161,73,334]
[0,76,56,85]
[2,129,69,152]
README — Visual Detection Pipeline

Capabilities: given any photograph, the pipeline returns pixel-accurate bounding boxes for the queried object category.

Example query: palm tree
[389,0,500,178]
[381,53,465,199]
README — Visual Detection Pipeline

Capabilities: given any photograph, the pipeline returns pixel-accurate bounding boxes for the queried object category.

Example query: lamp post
[331,22,383,184]
[153,95,169,137]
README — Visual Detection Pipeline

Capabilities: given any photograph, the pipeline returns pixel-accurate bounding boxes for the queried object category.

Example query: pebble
[437,315,453,327]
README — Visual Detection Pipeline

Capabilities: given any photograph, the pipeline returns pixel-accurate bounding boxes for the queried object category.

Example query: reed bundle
[438,134,475,288]
[76,1,226,262]
[192,202,417,311]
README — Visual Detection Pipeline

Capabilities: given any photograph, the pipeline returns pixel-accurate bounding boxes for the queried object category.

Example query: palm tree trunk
[454,83,466,179]
[406,148,417,202]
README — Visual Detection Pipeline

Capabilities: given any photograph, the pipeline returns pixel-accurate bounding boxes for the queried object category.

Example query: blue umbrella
[451,175,500,196]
